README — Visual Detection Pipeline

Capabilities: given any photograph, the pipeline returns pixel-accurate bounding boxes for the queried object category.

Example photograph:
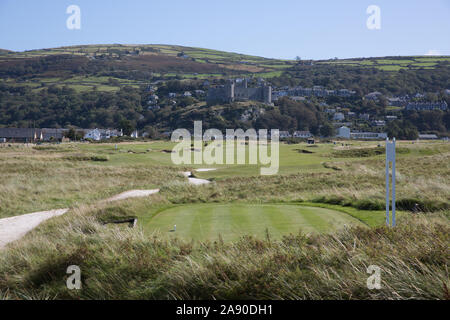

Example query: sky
[0,0,449,60]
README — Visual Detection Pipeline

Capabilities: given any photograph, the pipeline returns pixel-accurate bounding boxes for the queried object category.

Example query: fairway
[144,204,365,241]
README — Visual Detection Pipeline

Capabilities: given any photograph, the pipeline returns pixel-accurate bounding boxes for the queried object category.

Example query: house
[131,130,139,138]
[183,91,192,97]
[147,94,159,105]
[84,129,101,141]
[293,131,312,138]
[385,115,398,121]
[350,132,387,140]
[373,120,386,127]
[0,128,43,142]
[365,92,383,101]
[405,101,448,111]
[278,131,292,139]
[289,96,306,102]
[168,92,177,98]
[41,128,67,141]
[336,126,351,139]
[418,134,438,140]
[333,112,345,121]
[359,113,370,120]
[387,97,407,107]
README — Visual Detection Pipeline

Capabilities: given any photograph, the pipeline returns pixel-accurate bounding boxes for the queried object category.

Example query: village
[1,77,448,144]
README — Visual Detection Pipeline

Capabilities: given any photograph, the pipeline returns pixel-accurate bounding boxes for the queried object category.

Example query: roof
[0,128,41,139]
[418,134,438,139]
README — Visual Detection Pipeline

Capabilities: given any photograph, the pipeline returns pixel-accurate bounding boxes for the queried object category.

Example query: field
[317,56,450,71]
[0,44,295,92]
[0,139,448,299]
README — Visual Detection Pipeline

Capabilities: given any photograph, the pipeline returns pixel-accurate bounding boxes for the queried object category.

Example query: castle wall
[207,80,272,105]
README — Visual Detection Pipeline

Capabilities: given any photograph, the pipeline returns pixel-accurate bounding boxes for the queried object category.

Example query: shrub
[64,154,109,162]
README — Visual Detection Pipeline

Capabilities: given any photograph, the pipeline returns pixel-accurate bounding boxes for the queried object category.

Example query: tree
[119,119,134,136]
[320,123,334,137]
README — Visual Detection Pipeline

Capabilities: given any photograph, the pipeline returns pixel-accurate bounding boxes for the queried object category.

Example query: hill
[0,44,449,136]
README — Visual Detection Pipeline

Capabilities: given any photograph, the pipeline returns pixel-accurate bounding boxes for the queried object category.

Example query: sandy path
[0,209,68,248]
[0,189,160,249]
[105,189,160,202]
[182,171,211,185]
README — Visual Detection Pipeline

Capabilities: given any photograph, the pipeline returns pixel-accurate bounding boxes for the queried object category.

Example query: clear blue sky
[0,0,449,60]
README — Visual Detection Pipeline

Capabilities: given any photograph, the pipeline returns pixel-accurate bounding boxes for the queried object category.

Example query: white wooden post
[386,138,396,227]
[392,138,396,226]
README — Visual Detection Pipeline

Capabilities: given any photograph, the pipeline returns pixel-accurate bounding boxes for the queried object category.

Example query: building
[372,120,386,127]
[84,129,101,141]
[333,112,345,121]
[418,134,438,140]
[336,126,351,139]
[207,79,272,105]
[405,101,448,111]
[131,130,139,138]
[272,86,355,101]
[387,97,407,107]
[83,128,122,141]
[278,131,291,139]
[350,132,387,140]
[359,113,370,120]
[0,128,43,142]
[365,91,383,101]
[293,131,312,138]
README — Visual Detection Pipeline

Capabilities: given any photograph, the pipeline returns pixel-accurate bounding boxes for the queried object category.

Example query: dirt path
[0,189,160,249]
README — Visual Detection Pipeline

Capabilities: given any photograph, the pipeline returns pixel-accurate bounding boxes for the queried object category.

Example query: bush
[354,199,385,210]
[396,198,450,212]
[64,154,109,162]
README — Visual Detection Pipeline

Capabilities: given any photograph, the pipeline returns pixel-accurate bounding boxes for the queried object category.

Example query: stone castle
[207,79,272,105]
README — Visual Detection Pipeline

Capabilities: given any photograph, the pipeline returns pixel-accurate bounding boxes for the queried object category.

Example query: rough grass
[0,141,448,299]
[0,144,182,218]
[0,209,447,299]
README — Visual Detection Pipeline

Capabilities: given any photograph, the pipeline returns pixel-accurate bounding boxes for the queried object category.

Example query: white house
[84,129,99,140]
[336,126,351,139]
[418,134,438,140]
[84,129,101,141]
[293,131,312,138]
[350,132,387,140]
[131,130,139,138]
[278,131,292,138]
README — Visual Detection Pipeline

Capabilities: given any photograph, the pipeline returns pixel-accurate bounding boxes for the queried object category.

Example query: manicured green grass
[142,203,365,241]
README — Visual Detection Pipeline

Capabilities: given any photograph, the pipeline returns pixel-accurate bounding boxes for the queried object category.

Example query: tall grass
[0,208,447,299]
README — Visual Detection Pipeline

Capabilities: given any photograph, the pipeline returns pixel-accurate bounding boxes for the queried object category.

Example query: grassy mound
[143,203,365,241]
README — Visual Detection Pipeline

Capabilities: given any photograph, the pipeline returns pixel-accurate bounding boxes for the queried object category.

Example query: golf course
[0,139,448,299]
[143,203,365,241]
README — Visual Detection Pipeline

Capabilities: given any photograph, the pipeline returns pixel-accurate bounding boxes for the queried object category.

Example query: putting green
[144,204,365,241]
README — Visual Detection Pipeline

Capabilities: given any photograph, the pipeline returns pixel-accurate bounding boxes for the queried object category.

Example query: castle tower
[225,80,235,102]
[263,85,272,104]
